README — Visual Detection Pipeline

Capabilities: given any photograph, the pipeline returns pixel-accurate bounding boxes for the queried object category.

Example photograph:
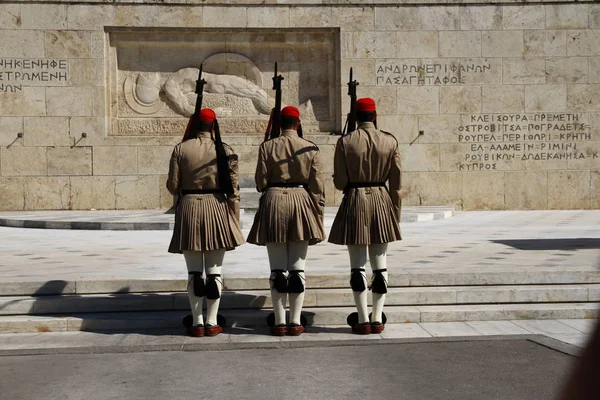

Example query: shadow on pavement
[492,238,600,251]
[11,281,289,337]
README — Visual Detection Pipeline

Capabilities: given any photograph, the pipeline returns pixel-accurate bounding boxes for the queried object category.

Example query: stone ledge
[0,206,454,231]
[0,266,596,295]
[0,284,597,316]
[3,0,586,5]
[0,329,574,357]
[0,304,597,334]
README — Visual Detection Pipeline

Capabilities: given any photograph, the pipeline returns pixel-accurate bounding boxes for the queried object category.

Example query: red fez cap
[281,106,300,119]
[198,108,216,123]
[356,98,376,112]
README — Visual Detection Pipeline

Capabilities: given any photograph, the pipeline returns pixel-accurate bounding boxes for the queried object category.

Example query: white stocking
[267,243,288,326]
[204,249,225,326]
[270,281,287,326]
[369,243,388,324]
[288,271,306,326]
[288,241,308,326]
[348,245,369,324]
[183,251,204,327]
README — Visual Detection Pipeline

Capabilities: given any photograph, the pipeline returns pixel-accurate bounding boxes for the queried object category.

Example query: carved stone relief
[108,30,338,136]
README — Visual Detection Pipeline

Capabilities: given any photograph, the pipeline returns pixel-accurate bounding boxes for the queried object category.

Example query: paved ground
[0,210,598,353]
[0,209,597,398]
[0,319,593,354]
[0,339,576,400]
[1,210,599,282]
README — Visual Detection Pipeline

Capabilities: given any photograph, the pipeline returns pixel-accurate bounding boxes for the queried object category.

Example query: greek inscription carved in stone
[456,113,595,171]
[376,61,491,86]
[0,58,68,93]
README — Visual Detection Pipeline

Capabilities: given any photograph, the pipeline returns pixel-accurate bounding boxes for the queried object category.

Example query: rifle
[342,67,359,136]
[263,62,284,142]
[182,64,207,141]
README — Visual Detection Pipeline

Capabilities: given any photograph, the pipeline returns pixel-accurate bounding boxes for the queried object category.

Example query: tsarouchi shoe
[371,322,385,334]
[186,325,205,337]
[271,324,287,336]
[287,323,304,336]
[205,324,223,337]
[352,322,372,335]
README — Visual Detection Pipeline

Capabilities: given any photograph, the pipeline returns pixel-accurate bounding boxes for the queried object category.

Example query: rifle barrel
[265,62,284,141]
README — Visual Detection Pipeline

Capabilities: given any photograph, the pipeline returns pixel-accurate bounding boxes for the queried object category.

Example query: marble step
[0,303,598,334]
[0,285,599,316]
[2,267,598,296]
[0,206,454,231]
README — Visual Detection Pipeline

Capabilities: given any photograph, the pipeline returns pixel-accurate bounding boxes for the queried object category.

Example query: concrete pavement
[0,209,599,346]
[1,210,599,282]
[0,319,593,356]
[0,339,577,400]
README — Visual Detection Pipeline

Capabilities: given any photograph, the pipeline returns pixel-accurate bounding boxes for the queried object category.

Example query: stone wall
[0,1,599,210]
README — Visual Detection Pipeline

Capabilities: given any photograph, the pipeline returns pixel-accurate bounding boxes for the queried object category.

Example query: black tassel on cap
[213,120,235,195]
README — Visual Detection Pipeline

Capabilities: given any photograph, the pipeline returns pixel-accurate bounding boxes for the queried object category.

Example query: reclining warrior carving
[164,68,273,116]
[125,67,316,121]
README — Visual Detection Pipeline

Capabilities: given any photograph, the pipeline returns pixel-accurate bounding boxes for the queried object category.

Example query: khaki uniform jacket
[167,131,244,253]
[247,129,325,245]
[167,132,240,216]
[256,130,325,213]
[328,122,402,245]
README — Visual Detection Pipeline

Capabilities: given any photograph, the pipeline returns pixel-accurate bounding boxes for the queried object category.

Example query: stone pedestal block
[48,147,92,176]
[115,175,159,210]
[1,147,47,176]
[462,172,505,210]
[138,146,172,175]
[45,30,91,59]
[546,4,588,30]
[0,117,23,147]
[0,177,25,210]
[93,147,138,175]
[24,177,70,210]
[24,117,71,147]
[70,176,116,210]
[0,4,21,29]
[503,5,545,30]
[504,171,548,210]
[548,171,591,209]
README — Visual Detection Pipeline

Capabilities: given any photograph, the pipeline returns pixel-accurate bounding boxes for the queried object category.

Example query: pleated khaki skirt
[247,187,325,246]
[168,193,245,253]
[328,187,402,245]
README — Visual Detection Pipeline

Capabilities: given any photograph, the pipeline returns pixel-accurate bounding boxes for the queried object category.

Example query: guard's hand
[318,199,325,218]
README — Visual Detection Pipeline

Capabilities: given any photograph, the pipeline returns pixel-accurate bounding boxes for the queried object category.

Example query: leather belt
[344,182,386,193]
[180,189,223,195]
[345,182,386,189]
[267,182,306,189]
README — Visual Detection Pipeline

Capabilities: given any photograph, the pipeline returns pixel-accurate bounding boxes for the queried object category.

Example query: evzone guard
[167,67,244,337]
[329,71,402,334]
[247,63,325,336]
